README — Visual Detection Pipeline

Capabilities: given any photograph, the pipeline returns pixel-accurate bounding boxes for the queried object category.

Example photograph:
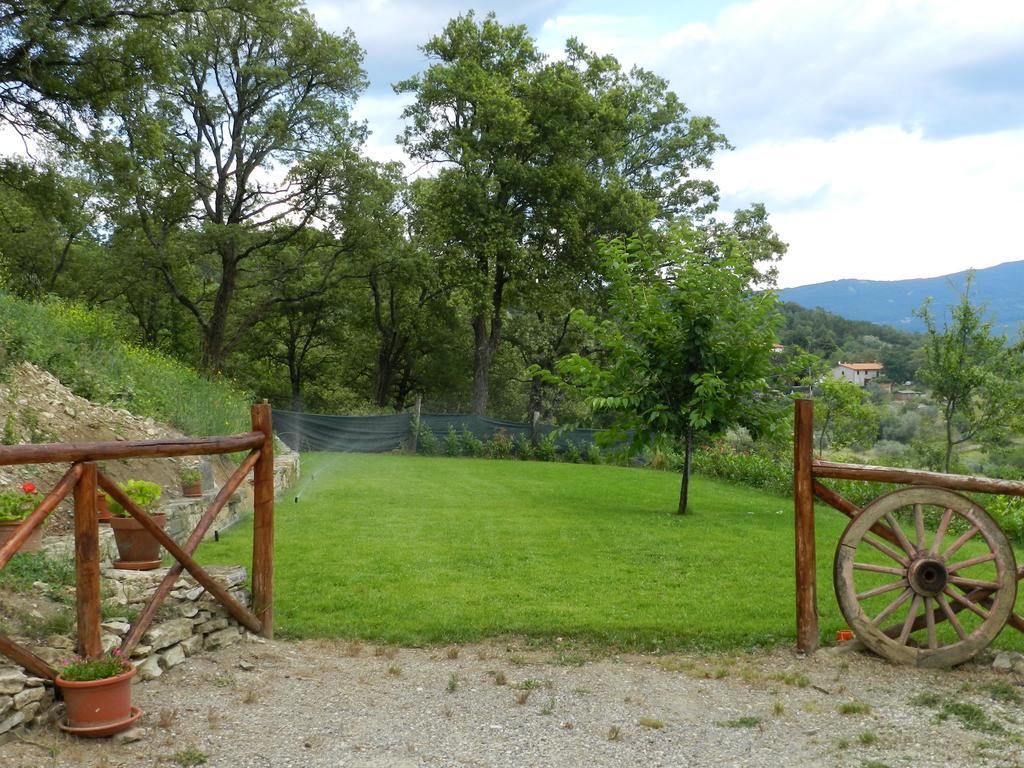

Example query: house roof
[837,362,884,371]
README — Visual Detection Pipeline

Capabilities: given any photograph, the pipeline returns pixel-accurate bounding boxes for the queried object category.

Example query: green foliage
[986,495,1024,544]
[459,425,485,458]
[536,433,559,462]
[444,426,460,457]
[563,440,582,464]
[58,650,132,682]
[583,442,602,465]
[0,293,250,436]
[514,433,535,461]
[486,429,515,460]
[178,468,202,485]
[412,419,438,456]
[0,489,42,522]
[108,480,162,517]
[556,224,786,514]
[917,278,1024,472]
[814,377,879,456]
[692,445,791,498]
[0,552,74,593]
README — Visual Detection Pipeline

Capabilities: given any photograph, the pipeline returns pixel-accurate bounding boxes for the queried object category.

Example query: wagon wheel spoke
[897,594,922,645]
[937,593,968,640]
[943,587,990,620]
[924,596,937,650]
[883,512,916,556]
[942,525,980,562]
[864,534,910,567]
[929,508,954,556]
[946,553,997,573]
[853,562,905,576]
[913,504,926,551]
[857,579,908,601]
[872,588,913,626]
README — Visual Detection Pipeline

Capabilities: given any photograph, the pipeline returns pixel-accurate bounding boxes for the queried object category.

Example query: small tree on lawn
[916,278,1024,473]
[556,225,783,514]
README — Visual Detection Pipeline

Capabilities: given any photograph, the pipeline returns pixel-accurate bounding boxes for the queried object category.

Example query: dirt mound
[0,362,209,535]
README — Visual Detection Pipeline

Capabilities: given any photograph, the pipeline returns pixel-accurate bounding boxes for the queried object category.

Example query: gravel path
[3,638,1024,768]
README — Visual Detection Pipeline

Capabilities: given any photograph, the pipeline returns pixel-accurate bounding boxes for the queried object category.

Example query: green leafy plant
[108,480,162,517]
[179,469,202,486]
[536,433,558,462]
[444,425,460,457]
[59,649,132,682]
[0,483,42,522]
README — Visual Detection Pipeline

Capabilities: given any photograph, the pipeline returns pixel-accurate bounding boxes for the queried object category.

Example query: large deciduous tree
[916,279,1024,473]
[92,0,367,371]
[397,12,727,415]
[557,221,785,514]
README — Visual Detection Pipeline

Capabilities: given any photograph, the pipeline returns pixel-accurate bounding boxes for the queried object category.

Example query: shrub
[444,425,460,457]
[536,433,558,462]
[460,425,485,457]
[583,441,602,464]
[563,440,582,464]
[416,421,438,455]
[487,429,515,459]
[513,433,534,460]
[987,495,1024,544]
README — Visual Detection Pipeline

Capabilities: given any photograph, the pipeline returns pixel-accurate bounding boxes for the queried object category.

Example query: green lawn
[196,453,1024,652]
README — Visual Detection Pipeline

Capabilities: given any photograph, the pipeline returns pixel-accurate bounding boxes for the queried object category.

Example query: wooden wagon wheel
[834,486,1017,668]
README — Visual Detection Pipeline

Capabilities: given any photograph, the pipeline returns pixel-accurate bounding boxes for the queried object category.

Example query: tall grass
[0,293,250,436]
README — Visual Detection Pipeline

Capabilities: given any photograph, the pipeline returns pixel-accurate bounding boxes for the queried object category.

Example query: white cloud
[713,126,1024,286]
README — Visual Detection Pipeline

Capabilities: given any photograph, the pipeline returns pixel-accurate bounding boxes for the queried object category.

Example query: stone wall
[0,565,260,737]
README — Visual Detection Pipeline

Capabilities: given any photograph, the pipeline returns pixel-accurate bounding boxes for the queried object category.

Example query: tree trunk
[471,313,494,416]
[944,418,954,474]
[200,245,237,373]
[677,424,694,515]
[527,374,544,422]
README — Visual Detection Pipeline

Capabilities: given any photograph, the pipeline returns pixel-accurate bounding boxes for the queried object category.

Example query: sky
[308,0,1024,288]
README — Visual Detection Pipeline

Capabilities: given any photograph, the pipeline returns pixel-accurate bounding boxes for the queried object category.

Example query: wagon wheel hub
[907,557,947,597]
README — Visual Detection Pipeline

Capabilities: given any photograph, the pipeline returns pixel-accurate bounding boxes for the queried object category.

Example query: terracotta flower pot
[110,513,167,569]
[97,492,112,524]
[181,481,203,498]
[57,665,136,732]
[0,520,42,553]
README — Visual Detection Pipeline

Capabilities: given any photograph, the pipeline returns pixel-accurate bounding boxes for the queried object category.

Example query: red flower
[21,482,36,494]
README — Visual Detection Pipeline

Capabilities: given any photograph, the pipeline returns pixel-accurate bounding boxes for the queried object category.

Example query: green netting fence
[272,409,602,453]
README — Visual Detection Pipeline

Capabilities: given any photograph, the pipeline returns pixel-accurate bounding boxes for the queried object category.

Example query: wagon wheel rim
[834,486,1017,668]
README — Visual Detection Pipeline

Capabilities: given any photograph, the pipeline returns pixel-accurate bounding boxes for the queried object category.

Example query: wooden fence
[794,398,1024,666]
[0,403,274,680]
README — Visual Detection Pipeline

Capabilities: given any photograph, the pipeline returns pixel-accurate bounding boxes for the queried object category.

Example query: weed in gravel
[772,701,785,716]
[981,681,1022,704]
[836,738,850,750]
[935,702,1004,733]
[442,705,453,718]
[494,671,508,686]
[861,762,892,768]
[242,686,260,704]
[514,679,544,690]
[206,708,222,731]
[607,725,622,741]
[446,673,458,693]
[446,646,460,660]
[171,746,208,766]
[157,708,178,729]
[638,716,665,729]
[374,646,398,660]
[508,654,526,667]
[514,690,531,706]
[837,701,871,715]
[342,641,362,657]
[858,731,878,745]
[540,698,555,715]
[387,665,402,677]
[658,657,695,673]
[573,687,592,696]
[910,691,942,708]
[719,716,761,728]
[554,650,586,667]
[771,671,810,688]
[707,667,729,679]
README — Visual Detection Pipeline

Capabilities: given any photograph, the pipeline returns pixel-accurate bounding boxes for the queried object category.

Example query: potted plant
[56,648,140,736]
[179,468,203,498]
[0,482,43,553]
[96,490,112,524]
[108,480,165,570]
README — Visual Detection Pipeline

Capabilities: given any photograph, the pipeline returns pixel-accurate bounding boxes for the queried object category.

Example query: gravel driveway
[2,638,1023,768]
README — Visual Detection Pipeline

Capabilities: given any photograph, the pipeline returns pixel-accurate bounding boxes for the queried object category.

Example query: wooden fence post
[794,399,819,653]
[251,401,274,638]
[74,462,102,657]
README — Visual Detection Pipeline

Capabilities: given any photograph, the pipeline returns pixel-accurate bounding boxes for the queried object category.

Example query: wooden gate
[794,399,1024,667]
[0,403,275,680]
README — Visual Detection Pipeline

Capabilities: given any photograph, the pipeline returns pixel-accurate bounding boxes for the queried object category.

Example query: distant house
[771,343,786,354]
[831,361,884,387]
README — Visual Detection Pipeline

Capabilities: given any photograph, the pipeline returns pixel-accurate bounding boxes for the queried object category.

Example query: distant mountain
[777,260,1024,337]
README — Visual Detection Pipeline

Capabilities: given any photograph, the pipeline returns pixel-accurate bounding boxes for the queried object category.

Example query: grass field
[197,453,1024,653]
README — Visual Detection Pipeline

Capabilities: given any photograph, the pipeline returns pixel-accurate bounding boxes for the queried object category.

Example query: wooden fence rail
[0,403,275,679]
